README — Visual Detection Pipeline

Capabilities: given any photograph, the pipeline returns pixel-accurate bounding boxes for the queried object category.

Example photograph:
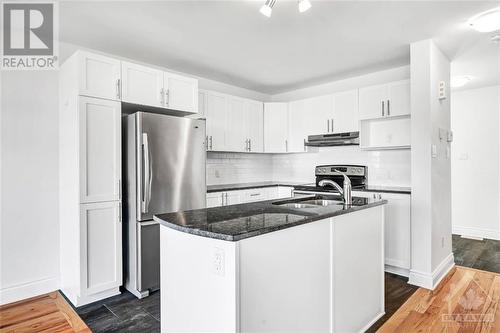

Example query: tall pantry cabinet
[59,51,123,307]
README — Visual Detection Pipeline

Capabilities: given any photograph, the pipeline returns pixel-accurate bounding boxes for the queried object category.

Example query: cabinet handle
[331,119,334,133]
[378,194,382,200]
[387,100,390,116]
[303,138,306,152]
[285,139,288,152]
[118,179,121,199]
[245,139,249,151]
[116,79,121,100]
[327,119,330,133]
[210,136,213,150]
[165,89,170,107]
[118,203,122,223]
[225,193,228,205]
[249,139,252,152]
[382,101,385,116]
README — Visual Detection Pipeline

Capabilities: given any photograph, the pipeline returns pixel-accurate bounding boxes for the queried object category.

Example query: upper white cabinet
[226,97,248,152]
[246,101,264,153]
[333,90,359,133]
[288,99,309,152]
[78,52,121,101]
[79,97,122,203]
[206,91,227,151]
[359,80,410,120]
[264,103,289,153]
[121,61,163,107]
[164,72,198,113]
[203,90,264,153]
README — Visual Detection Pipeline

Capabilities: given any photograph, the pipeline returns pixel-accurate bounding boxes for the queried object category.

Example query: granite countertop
[207,181,304,193]
[154,194,387,242]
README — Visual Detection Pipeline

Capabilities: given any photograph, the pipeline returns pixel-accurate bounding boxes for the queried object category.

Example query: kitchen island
[154,195,387,333]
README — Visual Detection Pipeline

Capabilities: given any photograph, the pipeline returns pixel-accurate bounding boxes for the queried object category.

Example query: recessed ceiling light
[451,76,473,88]
[468,8,500,32]
[260,0,275,18]
[298,0,312,13]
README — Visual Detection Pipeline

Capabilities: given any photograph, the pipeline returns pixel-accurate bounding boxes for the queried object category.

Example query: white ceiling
[59,1,500,94]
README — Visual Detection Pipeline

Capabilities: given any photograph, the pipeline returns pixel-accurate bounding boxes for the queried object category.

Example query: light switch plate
[439,81,446,100]
[431,144,437,158]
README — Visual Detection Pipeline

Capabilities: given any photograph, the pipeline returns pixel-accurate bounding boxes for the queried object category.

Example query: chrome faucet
[318,169,352,205]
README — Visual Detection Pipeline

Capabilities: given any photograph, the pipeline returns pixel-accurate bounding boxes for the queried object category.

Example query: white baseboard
[0,277,59,305]
[385,264,410,277]
[408,253,455,290]
[358,311,385,333]
[453,226,500,241]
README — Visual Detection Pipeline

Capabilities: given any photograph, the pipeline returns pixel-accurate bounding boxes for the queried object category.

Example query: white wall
[0,71,60,304]
[451,85,500,240]
[207,153,273,185]
[272,147,410,186]
[409,39,453,290]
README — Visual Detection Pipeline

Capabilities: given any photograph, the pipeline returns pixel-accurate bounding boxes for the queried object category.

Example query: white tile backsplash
[207,146,411,187]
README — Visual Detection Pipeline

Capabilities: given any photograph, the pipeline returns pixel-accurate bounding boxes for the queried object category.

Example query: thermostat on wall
[439,81,446,100]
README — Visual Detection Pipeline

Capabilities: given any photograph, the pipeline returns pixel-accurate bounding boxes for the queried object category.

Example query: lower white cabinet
[353,191,411,275]
[80,201,122,296]
[206,186,294,208]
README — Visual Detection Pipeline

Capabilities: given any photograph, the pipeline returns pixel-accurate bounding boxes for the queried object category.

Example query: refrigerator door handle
[142,133,152,213]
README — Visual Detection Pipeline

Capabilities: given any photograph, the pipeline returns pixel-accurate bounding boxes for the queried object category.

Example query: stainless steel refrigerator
[123,112,206,298]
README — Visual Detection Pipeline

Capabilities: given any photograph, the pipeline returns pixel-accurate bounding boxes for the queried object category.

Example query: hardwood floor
[0,292,90,333]
[377,266,500,333]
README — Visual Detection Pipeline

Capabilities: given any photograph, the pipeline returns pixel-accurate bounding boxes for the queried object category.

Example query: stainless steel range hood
[305,132,359,147]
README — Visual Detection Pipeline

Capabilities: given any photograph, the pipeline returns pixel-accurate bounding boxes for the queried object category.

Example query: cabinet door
[359,84,387,120]
[121,61,163,107]
[226,97,247,152]
[198,90,206,118]
[80,201,122,296]
[78,52,121,101]
[206,92,227,151]
[79,97,121,203]
[207,192,223,208]
[246,101,264,153]
[309,95,335,135]
[164,72,198,113]
[387,80,410,117]
[264,103,289,153]
[382,193,411,269]
[288,100,309,152]
[225,191,242,206]
[332,90,359,133]
[277,186,294,198]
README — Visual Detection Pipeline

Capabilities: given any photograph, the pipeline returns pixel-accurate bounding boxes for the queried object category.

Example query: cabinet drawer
[243,189,268,203]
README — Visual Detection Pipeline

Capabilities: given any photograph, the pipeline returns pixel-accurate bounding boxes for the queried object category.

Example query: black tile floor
[76,234,500,333]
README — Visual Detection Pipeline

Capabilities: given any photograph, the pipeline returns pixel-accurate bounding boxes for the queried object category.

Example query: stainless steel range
[294,165,367,204]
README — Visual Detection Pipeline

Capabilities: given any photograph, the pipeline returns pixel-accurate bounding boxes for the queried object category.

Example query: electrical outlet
[213,247,225,276]
[439,81,446,100]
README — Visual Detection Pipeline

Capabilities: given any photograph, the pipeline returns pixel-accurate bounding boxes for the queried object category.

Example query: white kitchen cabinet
[206,192,224,208]
[243,188,269,203]
[206,191,242,207]
[206,91,227,151]
[246,101,264,153]
[277,186,294,198]
[164,72,198,113]
[226,97,248,152]
[359,80,410,120]
[207,186,292,207]
[387,80,411,118]
[332,90,359,133]
[80,201,122,296]
[79,97,122,203]
[353,191,411,275]
[77,51,121,101]
[121,61,163,107]
[60,55,123,307]
[288,99,310,152]
[264,103,289,153]
[197,90,207,118]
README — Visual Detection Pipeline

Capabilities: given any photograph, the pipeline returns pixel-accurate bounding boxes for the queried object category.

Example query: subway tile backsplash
[207,147,411,187]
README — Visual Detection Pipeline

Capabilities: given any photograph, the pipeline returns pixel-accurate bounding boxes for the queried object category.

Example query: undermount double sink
[273,198,345,209]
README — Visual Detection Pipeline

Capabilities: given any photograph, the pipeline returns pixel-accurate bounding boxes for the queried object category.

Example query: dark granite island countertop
[154,194,387,241]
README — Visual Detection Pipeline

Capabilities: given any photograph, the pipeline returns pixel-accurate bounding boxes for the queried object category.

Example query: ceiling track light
[260,0,276,18]
[259,0,311,17]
